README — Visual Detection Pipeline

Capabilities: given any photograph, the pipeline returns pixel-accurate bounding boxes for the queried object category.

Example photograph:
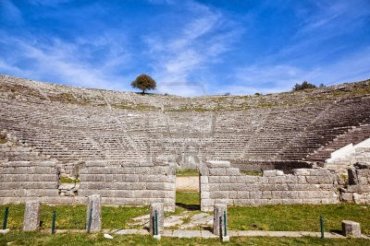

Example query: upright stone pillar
[23,199,40,231]
[342,220,361,238]
[86,194,101,233]
[213,203,229,242]
[150,203,164,240]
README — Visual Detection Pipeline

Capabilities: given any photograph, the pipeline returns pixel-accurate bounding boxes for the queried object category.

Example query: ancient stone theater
[1,75,369,211]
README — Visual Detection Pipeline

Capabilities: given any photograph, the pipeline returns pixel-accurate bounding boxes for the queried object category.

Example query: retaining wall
[200,161,340,211]
[79,161,176,211]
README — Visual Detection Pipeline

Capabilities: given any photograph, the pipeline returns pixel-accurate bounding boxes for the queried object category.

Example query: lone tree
[131,74,157,94]
[292,81,317,91]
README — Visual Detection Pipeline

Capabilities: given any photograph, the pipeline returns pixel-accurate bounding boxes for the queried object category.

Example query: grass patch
[59,176,80,184]
[102,206,149,229]
[111,103,158,111]
[0,134,7,144]
[1,232,370,245]
[240,170,263,176]
[171,191,200,215]
[229,204,370,234]
[0,204,148,230]
[2,200,369,236]
[176,169,199,177]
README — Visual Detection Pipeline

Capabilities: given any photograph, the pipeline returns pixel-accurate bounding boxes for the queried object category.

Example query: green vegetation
[0,204,148,230]
[49,93,89,105]
[1,232,370,245]
[59,176,80,184]
[241,170,263,176]
[167,191,200,216]
[176,169,199,177]
[229,204,370,234]
[0,134,7,144]
[131,74,157,94]
[102,206,149,229]
[111,103,158,111]
[1,197,370,245]
[174,192,370,234]
[293,81,317,91]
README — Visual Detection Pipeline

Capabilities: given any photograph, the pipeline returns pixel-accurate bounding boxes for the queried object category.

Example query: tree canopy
[292,81,317,91]
[131,74,157,94]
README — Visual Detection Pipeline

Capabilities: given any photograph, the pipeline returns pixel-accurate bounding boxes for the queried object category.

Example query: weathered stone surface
[1,75,370,209]
[342,220,361,238]
[86,194,101,233]
[23,199,40,231]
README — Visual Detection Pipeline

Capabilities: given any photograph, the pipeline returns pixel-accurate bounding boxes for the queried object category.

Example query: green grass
[167,191,200,216]
[174,192,370,235]
[176,169,199,177]
[229,204,370,234]
[0,204,148,230]
[59,176,80,184]
[240,170,263,176]
[176,191,199,207]
[0,134,7,144]
[1,232,370,246]
[102,206,149,229]
[1,197,369,236]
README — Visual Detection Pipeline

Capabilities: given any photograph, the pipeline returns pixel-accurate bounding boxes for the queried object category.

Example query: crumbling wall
[79,161,176,211]
[341,164,370,204]
[200,161,340,211]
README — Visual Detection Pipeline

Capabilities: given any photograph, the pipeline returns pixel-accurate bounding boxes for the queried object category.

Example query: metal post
[320,215,324,239]
[2,207,9,230]
[154,210,158,235]
[224,210,227,237]
[219,216,223,240]
[51,211,56,234]
[87,208,92,233]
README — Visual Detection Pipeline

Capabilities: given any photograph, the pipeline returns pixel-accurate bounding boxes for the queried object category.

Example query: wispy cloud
[143,1,242,96]
[0,33,131,90]
[231,47,370,95]
[0,0,369,96]
[0,0,23,23]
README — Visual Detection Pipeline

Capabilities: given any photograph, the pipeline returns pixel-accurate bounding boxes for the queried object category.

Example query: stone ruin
[0,74,370,211]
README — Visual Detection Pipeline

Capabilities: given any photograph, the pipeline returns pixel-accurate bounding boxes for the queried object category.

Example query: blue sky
[0,0,369,96]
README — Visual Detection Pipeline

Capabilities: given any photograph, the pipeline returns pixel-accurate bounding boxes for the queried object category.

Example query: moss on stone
[0,134,7,144]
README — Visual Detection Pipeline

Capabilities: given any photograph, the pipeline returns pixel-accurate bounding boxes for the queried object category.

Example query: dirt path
[176,177,199,191]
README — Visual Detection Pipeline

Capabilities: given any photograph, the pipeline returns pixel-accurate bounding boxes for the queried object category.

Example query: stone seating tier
[1,75,370,170]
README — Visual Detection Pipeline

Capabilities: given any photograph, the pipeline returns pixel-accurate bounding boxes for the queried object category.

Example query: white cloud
[143,1,241,96]
[231,47,370,95]
[0,34,132,90]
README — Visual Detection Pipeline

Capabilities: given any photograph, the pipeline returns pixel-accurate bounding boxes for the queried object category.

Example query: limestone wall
[0,132,59,204]
[341,165,370,204]
[79,161,176,211]
[200,161,339,211]
[1,75,370,170]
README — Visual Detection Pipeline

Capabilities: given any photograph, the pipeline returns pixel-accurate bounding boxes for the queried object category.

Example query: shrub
[292,81,317,91]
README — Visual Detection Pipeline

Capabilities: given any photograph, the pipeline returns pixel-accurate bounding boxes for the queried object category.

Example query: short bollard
[320,215,325,239]
[2,207,9,230]
[342,220,361,238]
[51,211,56,234]
[213,203,229,242]
[23,200,41,231]
[86,194,101,233]
[150,203,164,240]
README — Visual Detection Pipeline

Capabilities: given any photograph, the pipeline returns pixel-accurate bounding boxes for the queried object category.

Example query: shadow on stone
[329,229,342,234]
[175,203,200,211]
